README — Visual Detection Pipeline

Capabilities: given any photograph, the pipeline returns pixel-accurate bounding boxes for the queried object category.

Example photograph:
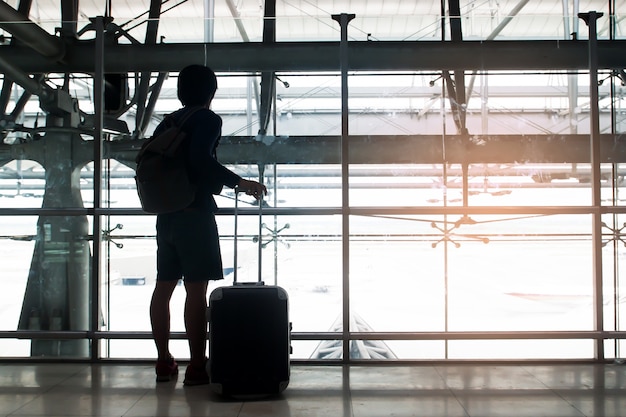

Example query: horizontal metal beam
[2,40,626,74]
[216,134,626,165]
[4,133,626,166]
[2,330,625,341]
[104,133,626,166]
[0,2,65,60]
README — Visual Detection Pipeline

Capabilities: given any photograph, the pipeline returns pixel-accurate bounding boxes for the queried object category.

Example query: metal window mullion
[580,10,605,361]
[332,13,355,364]
[4,330,626,342]
[90,15,106,362]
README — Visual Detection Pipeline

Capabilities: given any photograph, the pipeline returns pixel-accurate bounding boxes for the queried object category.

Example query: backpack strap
[173,106,204,130]
[136,107,204,161]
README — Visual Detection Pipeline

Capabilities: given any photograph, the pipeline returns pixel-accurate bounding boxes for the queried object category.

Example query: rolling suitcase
[208,191,291,397]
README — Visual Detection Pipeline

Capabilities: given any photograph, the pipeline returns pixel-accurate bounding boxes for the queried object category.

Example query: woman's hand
[237,179,267,201]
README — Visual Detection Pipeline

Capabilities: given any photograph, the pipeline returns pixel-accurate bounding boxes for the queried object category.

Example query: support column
[579,10,605,361]
[18,127,92,357]
[332,12,354,363]
[91,14,107,361]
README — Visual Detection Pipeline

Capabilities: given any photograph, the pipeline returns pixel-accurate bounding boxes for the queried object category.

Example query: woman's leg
[150,280,179,360]
[183,280,209,368]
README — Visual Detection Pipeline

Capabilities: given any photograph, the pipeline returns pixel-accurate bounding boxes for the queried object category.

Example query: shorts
[156,210,224,282]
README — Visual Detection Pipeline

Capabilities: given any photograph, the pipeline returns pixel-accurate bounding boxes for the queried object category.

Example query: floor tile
[436,365,546,390]
[237,388,350,417]
[0,364,86,390]
[350,366,448,390]
[351,392,469,417]
[453,392,586,417]
[0,392,41,416]
[1,363,625,417]
[556,392,626,417]
[124,385,243,417]
[9,390,144,416]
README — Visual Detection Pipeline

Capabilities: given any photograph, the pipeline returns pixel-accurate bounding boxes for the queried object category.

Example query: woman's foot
[155,357,178,382]
[183,361,210,386]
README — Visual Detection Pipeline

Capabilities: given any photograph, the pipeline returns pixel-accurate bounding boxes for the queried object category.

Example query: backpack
[134,107,202,214]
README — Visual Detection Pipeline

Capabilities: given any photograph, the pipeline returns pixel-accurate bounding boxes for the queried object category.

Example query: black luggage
[208,191,290,397]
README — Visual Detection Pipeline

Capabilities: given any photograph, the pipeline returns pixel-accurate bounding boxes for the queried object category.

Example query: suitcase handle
[233,188,263,284]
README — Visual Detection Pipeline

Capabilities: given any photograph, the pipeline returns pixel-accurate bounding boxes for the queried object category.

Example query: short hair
[177,65,218,106]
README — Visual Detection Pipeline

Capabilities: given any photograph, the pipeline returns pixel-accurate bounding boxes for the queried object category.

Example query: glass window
[3,3,626,362]
[0,214,92,358]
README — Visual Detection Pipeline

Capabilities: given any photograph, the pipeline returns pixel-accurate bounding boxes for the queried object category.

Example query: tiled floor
[0,362,625,416]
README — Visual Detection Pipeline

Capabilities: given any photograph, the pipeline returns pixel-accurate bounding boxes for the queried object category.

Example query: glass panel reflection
[101,213,342,359]
[0,214,91,358]
[350,214,593,336]
[0,216,37,333]
[447,339,595,360]
[0,160,45,206]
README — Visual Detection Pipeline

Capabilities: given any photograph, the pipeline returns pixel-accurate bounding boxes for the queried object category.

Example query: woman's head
[177,65,218,107]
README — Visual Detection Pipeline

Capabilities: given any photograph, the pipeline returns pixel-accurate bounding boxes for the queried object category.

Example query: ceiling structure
[1,1,625,74]
[0,0,626,167]
[1,0,622,42]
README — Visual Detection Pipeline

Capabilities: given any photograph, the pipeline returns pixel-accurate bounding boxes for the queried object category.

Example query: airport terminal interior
[1,0,626,415]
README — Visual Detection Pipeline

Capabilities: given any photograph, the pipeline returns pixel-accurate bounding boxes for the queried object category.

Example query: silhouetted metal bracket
[253,221,290,249]
[601,221,626,247]
[430,215,490,248]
